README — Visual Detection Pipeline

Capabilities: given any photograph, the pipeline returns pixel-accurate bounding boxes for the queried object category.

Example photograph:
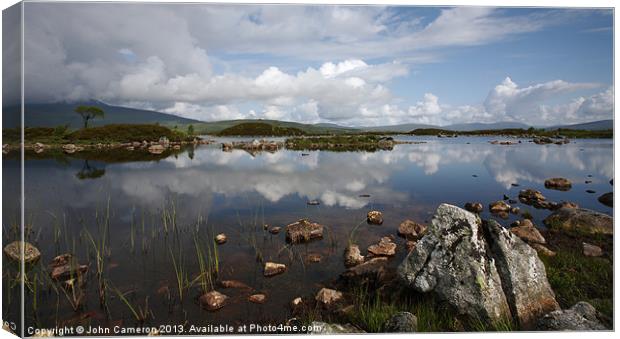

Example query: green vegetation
[75,105,105,128]
[541,251,613,318]
[286,135,394,151]
[411,127,612,138]
[3,124,193,145]
[217,122,306,136]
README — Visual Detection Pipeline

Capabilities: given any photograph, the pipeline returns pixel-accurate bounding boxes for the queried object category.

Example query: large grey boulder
[537,302,607,330]
[544,208,612,235]
[484,219,560,329]
[397,204,511,323]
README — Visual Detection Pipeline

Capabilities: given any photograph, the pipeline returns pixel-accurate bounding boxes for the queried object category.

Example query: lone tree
[187,124,195,136]
[75,105,104,128]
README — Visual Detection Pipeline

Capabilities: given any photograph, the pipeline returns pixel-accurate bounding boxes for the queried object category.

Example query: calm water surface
[2,136,613,332]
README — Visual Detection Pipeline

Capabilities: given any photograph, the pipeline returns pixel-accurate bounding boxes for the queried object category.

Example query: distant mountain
[192,119,358,135]
[362,123,438,133]
[443,122,530,131]
[545,120,613,131]
[3,101,201,129]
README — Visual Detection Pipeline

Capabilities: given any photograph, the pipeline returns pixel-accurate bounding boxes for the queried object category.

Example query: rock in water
[3,241,41,263]
[367,237,397,257]
[367,211,383,225]
[544,178,572,191]
[489,201,511,213]
[464,202,483,214]
[215,233,227,244]
[509,219,546,244]
[199,291,228,311]
[309,322,364,334]
[344,244,364,267]
[264,262,287,277]
[285,219,324,243]
[397,204,511,323]
[544,208,613,235]
[518,189,546,205]
[398,220,427,240]
[147,144,165,154]
[315,288,343,307]
[248,294,267,304]
[384,312,418,332]
[483,219,560,329]
[537,302,607,330]
[597,192,613,207]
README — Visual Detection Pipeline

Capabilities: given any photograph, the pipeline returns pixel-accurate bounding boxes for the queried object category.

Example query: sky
[14,3,614,127]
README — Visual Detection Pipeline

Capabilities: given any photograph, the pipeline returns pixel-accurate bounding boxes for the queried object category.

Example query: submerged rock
[519,189,546,205]
[199,291,228,311]
[484,219,560,329]
[340,257,388,283]
[3,241,41,263]
[309,322,364,334]
[597,192,613,207]
[269,227,281,234]
[248,293,267,304]
[464,202,483,214]
[537,302,607,330]
[544,208,613,235]
[285,219,324,243]
[544,178,572,191]
[384,312,418,332]
[315,288,343,307]
[264,262,287,277]
[398,204,511,323]
[582,242,603,257]
[344,244,364,267]
[367,211,384,225]
[398,220,427,240]
[219,280,251,290]
[307,253,322,263]
[367,237,397,257]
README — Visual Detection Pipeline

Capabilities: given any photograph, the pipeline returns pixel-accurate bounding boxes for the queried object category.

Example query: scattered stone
[397,220,427,240]
[519,189,546,205]
[530,243,556,257]
[398,204,511,323]
[464,202,483,214]
[582,243,603,257]
[307,253,322,263]
[249,293,267,304]
[291,297,303,309]
[511,183,520,187]
[315,288,343,307]
[3,241,41,263]
[510,219,546,244]
[307,200,320,206]
[309,322,364,334]
[172,145,181,150]
[215,233,227,244]
[285,219,324,243]
[537,302,607,330]
[597,192,613,207]
[585,180,592,184]
[264,262,287,277]
[544,178,572,191]
[62,144,78,154]
[484,219,560,329]
[199,291,228,311]
[147,144,165,154]
[269,227,281,234]
[50,262,89,281]
[544,208,612,235]
[358,194,371,198]
[367,211,384,225]
[367,237,397,257]
[219,280,251,290]
[510,207,520,215]
[489,200,510,213]
[503,194,510,200]
[344,244,365,267]
[384,312,418,332]
[586,189,596,194]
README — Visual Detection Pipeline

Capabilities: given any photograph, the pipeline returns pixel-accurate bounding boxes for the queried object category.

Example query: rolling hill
[3,101,202,129]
